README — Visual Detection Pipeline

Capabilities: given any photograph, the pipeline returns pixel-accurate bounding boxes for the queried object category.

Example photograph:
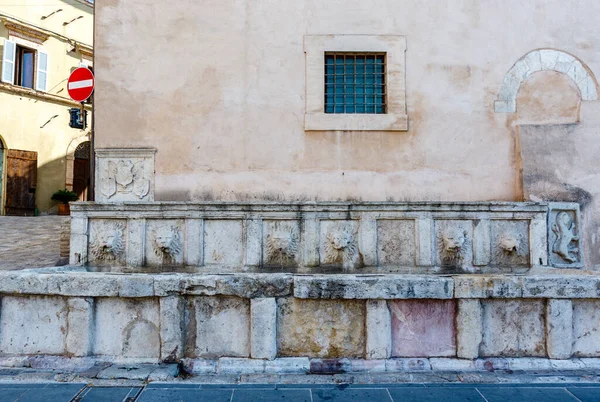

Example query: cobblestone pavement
[0,216,69,271]
[1,382,600,402]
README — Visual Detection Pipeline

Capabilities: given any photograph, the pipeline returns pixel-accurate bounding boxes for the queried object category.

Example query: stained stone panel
[186,296,250,358]
[548,204,582,268]
[145,219,185,266]
[390,300,456,357]
[480,300,546,357]
[203,220,243,265]
[573,300,600,357]
[377,219,415,266]
[277,298,365,358]
[263,220,301,267]
[491,220,530,267]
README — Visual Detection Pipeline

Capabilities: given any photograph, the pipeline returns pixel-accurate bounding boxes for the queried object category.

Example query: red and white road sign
[67,67,94,102]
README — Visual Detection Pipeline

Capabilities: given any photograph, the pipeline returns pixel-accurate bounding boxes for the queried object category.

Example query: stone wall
[1,270,600,373]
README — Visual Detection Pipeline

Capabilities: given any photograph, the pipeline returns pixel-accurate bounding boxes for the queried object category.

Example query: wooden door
[73,157,89,201]
[5,149,37,216]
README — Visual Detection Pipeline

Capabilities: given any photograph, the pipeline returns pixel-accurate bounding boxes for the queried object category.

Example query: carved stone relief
[548,204,582,267]
[320,221,363,270]
[435,220,473,268]
[491,221,530,267]
[145,220,184,266]
[95,148,156,202]
[263,221,300,267]
[376,220,416,266]
[89,220,126,263]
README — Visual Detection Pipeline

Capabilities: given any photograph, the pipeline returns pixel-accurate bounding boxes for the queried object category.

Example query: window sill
[304,112,408,131]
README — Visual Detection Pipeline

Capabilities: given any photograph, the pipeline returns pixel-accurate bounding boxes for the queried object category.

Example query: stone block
[480,300,546,357]
[405,358,431,371]
[389,300,456,357]
[187,296,250,358]
[251,298,277,360]
[293,275,453,299]
[301,216,320,267]
[218,357,265,374]
[456,299,482,359]
[181,358,217,374]
[573,300,600,357]
[309,358,351,374]
[28,356,97,371]
[118,275,154,298]
[454,275,523,299]
[349,359,386,373]
[0,272,49,295]
[203,220,243,265]
[181,274,293,298]
[429,358,476,371]
[359,216,378,267]
[472,219,491,266]
[126,218,145,267]
[145,219,185,266]
[88,219,128,266]
[319,220,362,269]
[245,219,263,266]
[366,300,392,359]
[277,298,365,358]
[522,275,600,298]
[550,359,586,370]
[377,219,415,266]
[159,296,184,362]
[97,364,157,380]
[434,220,473,269]
[153,274,183,296]
[505,357,552,371]
[147,364,180,381]
[547,203,582,268]
[66,297,94,357]
[416,218,433,266]
[262,220,299,267]
[539,49,558,70]
[0,296,68,355]
[530,217,548,266]
[185,219,203,266]
[546,300,573,359]
[264,357,310,374]
[93,298,160,360]
[475,358,509,371]
[48,273,119,297]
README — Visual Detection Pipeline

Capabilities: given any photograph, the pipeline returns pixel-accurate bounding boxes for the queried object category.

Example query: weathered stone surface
[454,275,523,298]
[262,220,300,267]
[218,357,265,374]
[145,219,185,266]
[366,300,392,359]
[389,300,456,357]
[204,220,243,265]
[309,358,351,374]
[185,219,203,266]
[522,275,600,298]
[490,220,530,267]
[480,300,546,357]
[181,274,293,298]
[429,358,476,371]
[126,218,145,267]
[159,296,184,362]
[434,220,473,268]
[187,296,250,358]
[573,300,600,357]
[546,300,573,359]
[93,298,160,359]
[349,359,386,373]
[251,298,277,360]
[0,272,49,294]
[456,299,482,359]
[377,220,415,266]
[277,298,365,358]
[27,356,97,371]
[65,297,94,357]
[472,219,491,266]
[0,296,67,355]
[118,275,154,297]
[294,275,453,299]
[181,358,217,374]
[47,273,120,297]
[265,357,310,374]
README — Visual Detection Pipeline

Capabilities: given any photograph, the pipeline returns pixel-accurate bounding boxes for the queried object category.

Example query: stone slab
[456,299,483,359]
[376,219,416,266]
[389,300,456,357]
[366,300,392,359]
[294,275,453,299]
[546,300,573,359]
[480,300,546,357]
[277,298,365,358]
[251,298,277,360]
[159,296,184,362]
[573,300,600,357]
[186,296,250,358]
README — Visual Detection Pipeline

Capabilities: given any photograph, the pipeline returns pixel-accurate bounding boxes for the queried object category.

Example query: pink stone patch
[390,300,456,357]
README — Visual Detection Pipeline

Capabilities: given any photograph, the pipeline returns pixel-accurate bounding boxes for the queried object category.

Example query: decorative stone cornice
[76,43,94,60]
[3,21,50,44]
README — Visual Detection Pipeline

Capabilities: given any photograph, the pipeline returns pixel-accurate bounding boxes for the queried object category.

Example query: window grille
[324,53,386,114]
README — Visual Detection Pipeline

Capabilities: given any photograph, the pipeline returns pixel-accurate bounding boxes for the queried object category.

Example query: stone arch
[495,49,599,113]
[65,133,90,192]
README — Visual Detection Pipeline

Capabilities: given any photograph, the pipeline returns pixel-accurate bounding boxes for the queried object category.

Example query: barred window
[324,53,386,114]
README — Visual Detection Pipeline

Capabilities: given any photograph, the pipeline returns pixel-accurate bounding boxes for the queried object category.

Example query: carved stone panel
[491,220,530,267]
[434,220,473,269]
[548,203,582,268]
[88,220,127,265]
[204,220,243,265]
[377,220,415,266]
[95,148,156,202]
[145,219,185,266]
[263,221,300,267]
[319,220,363,270]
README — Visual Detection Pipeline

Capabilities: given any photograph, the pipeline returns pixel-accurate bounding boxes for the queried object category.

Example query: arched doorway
[73,141,90,201]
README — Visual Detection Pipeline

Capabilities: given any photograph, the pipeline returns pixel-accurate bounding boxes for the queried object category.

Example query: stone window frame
[304,34,408,131]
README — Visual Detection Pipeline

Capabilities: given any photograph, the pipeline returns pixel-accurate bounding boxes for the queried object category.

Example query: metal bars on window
[324,53,386,114]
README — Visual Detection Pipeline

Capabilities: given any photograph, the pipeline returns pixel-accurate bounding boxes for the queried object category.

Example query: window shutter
[36,51,48,91]
[2,39,16,84]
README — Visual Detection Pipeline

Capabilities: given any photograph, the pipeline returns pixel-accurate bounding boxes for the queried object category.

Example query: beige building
[95,0,600,268]
[0,0,93,215]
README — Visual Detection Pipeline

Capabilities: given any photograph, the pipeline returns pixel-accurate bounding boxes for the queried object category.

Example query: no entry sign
[67,67,94,102]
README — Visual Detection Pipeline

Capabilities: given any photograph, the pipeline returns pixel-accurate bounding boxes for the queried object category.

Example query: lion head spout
[90,222,125,261]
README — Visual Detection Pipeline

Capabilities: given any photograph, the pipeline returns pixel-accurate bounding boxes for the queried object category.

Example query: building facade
[0,0,93,215]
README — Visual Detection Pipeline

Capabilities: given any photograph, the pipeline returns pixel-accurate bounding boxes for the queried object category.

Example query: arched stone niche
[65,134,90,191]
[495,49,599,113]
